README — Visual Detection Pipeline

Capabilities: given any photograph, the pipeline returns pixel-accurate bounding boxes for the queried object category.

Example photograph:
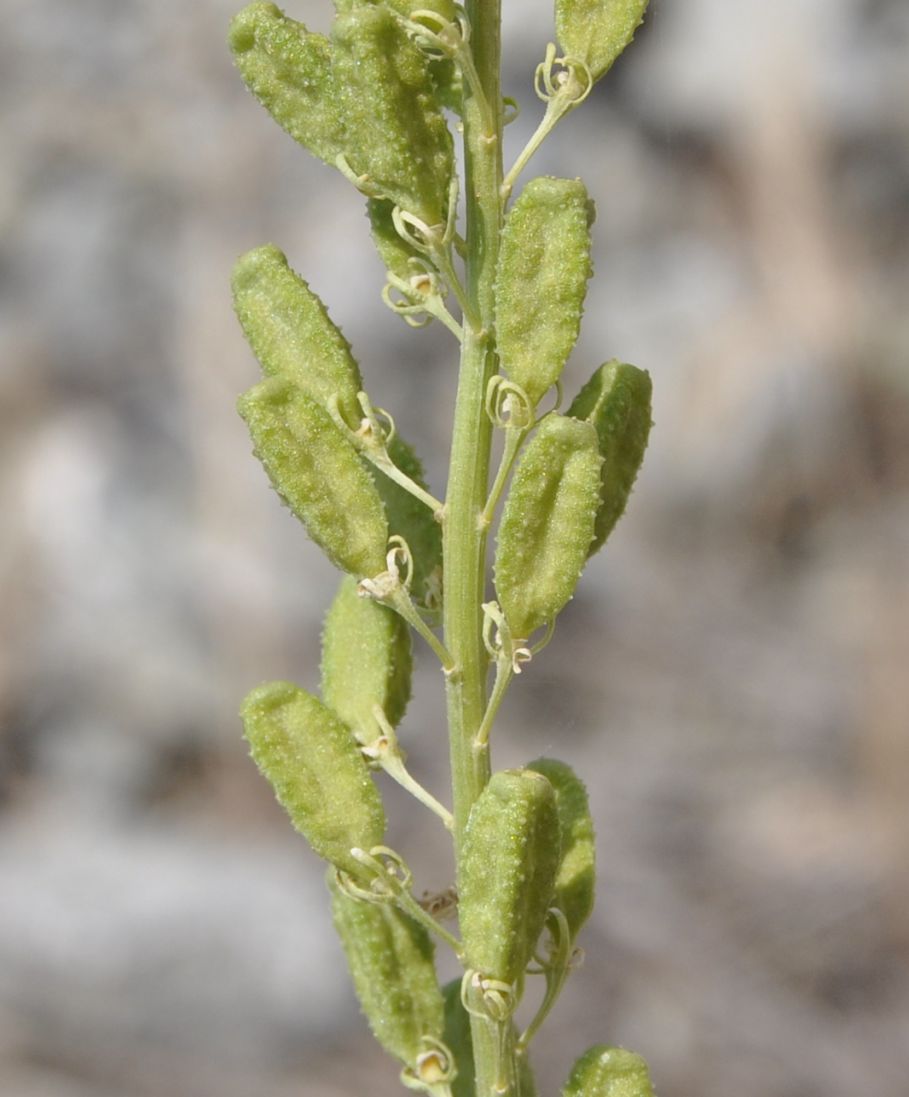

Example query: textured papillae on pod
[555,0,650,83]
[495,176,593,407]
[241,682,385,876]
[567,360,652,556]
[231,244,364,429]
[238,379,389,578]
[321,576,412,744]
[494,414,602,641]
[329,874,446,1070]
[332,3,453,227]
[459,769,560,991]
[562,1045,656,1097]
[229,3,344,166]
[526,758,595,941]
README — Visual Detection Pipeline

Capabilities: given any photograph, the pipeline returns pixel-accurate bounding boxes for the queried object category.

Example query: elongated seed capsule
[229,3,344,167]
[495,176,593,407]
[555,0,650,83]
[238,379,389,578]
[330,874,445,1071]
[562,1046,656,1097]
[459,769,560,992]
[241,682,385,876]
[321,575,412,743]
[332,4,453,227]
[526,758,595,941]
[566,360,652,556]
[232,244,364,429]
[495,414,602,641]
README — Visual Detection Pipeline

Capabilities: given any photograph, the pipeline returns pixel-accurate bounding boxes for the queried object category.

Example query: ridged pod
[231,244,363,428]
[495,177,593,407]
[566,360,652,555]
[332,4,453,227]
[555,0,650,83]
[527,758,595,941]
[229,3,344,166]
[241,682,385,876]
[321,576,412,743]
[562,1046,655,1097]
[329,874,446,1071]
[459,769,560,991]
[495,414,602,641]
[238,379,388,578]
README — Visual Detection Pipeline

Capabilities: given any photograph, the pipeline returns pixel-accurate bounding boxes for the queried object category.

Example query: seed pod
[495,414,602,641]
[229,3,344,167]
[562,1046,655,1097]
[330,874,445,1070]
[567,360,652,555]
[332,3,454,227]
[526,758,595,941]
[321,575,412,743]
[238,378,389,578]
[459,769,560,991]
[366,198,424,284]
[495,176,593,407]
[232,244,364,429]
[555,0,650,83]
[241,682,385,876]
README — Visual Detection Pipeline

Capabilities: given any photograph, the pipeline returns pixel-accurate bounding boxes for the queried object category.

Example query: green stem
[501,94,573,202]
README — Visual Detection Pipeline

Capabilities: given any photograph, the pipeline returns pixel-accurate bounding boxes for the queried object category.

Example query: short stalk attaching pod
[561,1045,656,1097]
[555,0,651,85]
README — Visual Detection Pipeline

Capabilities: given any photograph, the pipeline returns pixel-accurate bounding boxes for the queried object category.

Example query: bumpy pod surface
[238,379,389,578]
[333,4,453,227]
[232,244,363,428]
[459,769,560,989]
[321,575,412,743]
[567,360,652,555]
[527,758,595,941]
[241,682,385,876]
[229,3,344,166]
[495,176,593,407]
[330,875,445,1070]
[495,414,602,640]
[562,1046,655,1097]
[555,0,650,82]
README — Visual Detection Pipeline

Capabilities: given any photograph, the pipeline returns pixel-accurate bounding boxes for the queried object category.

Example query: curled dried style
[228,1,655,1094]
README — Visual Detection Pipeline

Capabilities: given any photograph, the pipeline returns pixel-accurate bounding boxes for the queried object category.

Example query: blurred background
[2,0,908,1094]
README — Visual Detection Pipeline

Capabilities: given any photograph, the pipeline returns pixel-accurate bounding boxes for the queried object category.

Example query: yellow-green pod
[241,682,385,876]
[566,360,652,556]
[495,177,593,407]
[330,874,445,1071]
[459,769,560,991]
[238,378,388,578]
[332,4,453,227]
[526,758,595,941]
[321,576,412,743]
[494,414,602,641]
[232,244,364,429]
[228,3,344,167]
[562,1046,656,1097]
[555,0,650,83]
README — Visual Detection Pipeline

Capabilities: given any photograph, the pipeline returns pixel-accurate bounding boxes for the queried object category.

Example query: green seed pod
[566,360,652,556]
[366,198,424,283]
[330,874,445,1070]
[321,575,412,743]
[332,3,454,227]
[459,769,561,991]
[231,244,364,429]
[495,414,602,641]
[241,682,385,876]
[229,3,344,167]
[238,378,389,578]
[562,1046,655,1097]
[526,758,595,941]
[495,176,593,407]
[555,0,650,83]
